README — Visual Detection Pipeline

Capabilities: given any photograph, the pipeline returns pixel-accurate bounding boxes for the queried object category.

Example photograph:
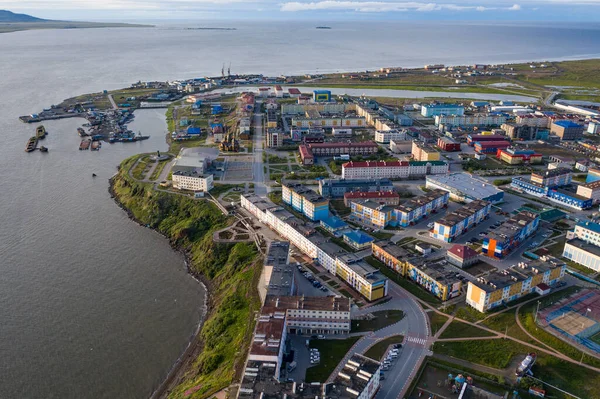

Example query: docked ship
[516,353,536,376]
[39,146,48,152]
[36,125,47,139]
[79,139,91,150]
[109,131,150,143]
[91,141,101,151]
[25,137,38,152]
[77,127,88,137]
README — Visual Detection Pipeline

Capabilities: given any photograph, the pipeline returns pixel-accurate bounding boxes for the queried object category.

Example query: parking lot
[291,260,333,297]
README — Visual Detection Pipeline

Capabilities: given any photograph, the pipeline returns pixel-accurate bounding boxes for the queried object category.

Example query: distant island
[183,27,237,31]
[0,9,152,33]
[316,26,332,29]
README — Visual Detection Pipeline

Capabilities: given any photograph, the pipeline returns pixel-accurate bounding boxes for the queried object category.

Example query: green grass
[438,320,496,339]
[112,155,261,399]
[131,156,150,180]
[364,256,440,304]
[428,312,449,335]
[434,338,524,369]
[305,337,361,383]
[149,157,171,181]
[330,199,351,216]
[371,231,394,240]
[351,310,404,332]
[481,308,539,346]
[364,335,404,360]
[455,306,488,323]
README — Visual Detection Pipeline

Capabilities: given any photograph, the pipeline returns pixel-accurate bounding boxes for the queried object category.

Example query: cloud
[280,1,524,12]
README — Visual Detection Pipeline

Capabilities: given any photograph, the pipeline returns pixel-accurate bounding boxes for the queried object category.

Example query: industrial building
[421,103,465,118]
[474,140,510,154]
[281,183,329,221]
[343,190,400,207]
[466,257,566,312]
[395,190,449,227]
[551,120,584,140]
[319,178,395,198]
[341,160,449,180]
[497,148,543,165]
[426,173,505,204]
[431,200,491,242]
[437,137,461,152]
[482,211,539,259]
[412,141,441,161]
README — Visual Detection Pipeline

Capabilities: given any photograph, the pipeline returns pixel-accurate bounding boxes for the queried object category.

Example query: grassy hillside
[111,155,262,399]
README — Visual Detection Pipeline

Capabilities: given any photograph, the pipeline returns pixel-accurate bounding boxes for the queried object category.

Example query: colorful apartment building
[577,181,600,204]
[336,253,388,301]
[395,190,449,227]
[466,257,566,312]
[432,200,491,242]
[343,190,400,207]
[350,200,395,228]
[412,141,441,161]
[482,211,540,259]
[372,240,410,275]
[281,182,329,221]
[531,169,572,188]
[341,160,449,179]
[497,148,543,165]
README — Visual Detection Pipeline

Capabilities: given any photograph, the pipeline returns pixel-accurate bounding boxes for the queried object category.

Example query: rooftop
[284,183,328,204]
[553,120,583,128]
[468,134,507,140]
[583,181,600,190]
[565,237,600,258]
[343,160,408,169]
[576,221,600,234]
[319,178,393,188]
[330,354,381,399]
[408,258,462,286]
[264,241,294,297]
[309,141,378,149]
[373,240,411,259]
[344,190,399,200]
[343,230,375,245]
[426,173,504,200]
[396,189,448,214]
[263,295,351,313]
[435,200,490,228]
[487,211,539,243]
[321,215,348,230]
[532,168,572,179]
[172,170,210,178]
[447,244,479,260]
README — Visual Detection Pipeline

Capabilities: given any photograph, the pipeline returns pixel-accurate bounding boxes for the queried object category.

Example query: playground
[538,289,600,353]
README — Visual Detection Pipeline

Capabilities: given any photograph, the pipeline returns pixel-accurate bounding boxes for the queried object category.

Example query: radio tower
[228,62,231,77]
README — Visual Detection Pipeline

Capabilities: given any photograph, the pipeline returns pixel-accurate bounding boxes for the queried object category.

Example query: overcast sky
[2,0,600,21]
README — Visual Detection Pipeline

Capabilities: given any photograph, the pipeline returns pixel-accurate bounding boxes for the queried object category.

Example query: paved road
[108,93,117,110]
[252,101,267,196]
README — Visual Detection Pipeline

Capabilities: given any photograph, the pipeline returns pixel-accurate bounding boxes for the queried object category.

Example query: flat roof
[396,189,448,214]
[408,258,462,286]
[265,241,294,297]
[576,221,600,234]
[344,191,399,200]
[373,240,411,259]
[330,354,380,399]
[436,200,490,228]
[532,169,572,179]
[553,120,583,128]
[284,182,328,204]
[263,295,351,313]
[354,200,395,213]
[321,216,348,229]
[583,181,600,190]
[426,173,504,200]
[174,154,207,168]
[309,141,378,149]
[487,211,538,243]
[565,238,600,258]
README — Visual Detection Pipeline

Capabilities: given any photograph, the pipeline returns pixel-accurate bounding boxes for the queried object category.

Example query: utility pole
[534,301,541,323]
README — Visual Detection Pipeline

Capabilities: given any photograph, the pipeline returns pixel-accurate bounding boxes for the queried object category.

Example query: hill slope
[0,10,45,22]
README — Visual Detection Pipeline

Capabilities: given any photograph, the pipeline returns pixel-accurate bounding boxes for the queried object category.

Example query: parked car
[317,335,325,339]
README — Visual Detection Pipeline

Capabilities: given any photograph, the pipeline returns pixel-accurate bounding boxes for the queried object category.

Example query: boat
[91,141,101,151]
[77,127,88,137]
[39,146,48,152]
[316,26,332,29]
[79,139,91,150]
[516,352,536,376]
[92,173,97,177]
[25,136,38,152]
[36,125,47,139]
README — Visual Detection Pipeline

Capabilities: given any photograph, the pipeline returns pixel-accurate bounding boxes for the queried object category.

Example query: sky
[2,0,600,22]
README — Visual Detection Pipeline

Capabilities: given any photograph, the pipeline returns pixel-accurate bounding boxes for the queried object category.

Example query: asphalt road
[252,101,267,196]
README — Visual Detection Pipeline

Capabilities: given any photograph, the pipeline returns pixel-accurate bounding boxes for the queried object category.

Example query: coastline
[108,175,212,399]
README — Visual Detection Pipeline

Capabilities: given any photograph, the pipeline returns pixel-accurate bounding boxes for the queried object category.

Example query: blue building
[343,230,375,250]
[421,104,465,118]
[547,189,593,210]
[313,90,331,102]
[211,104,223,115]
[187,127,201,135]
[282,182,330,221]
[320,216,349,237]
[482,211,539,259]
[511,177,549,197]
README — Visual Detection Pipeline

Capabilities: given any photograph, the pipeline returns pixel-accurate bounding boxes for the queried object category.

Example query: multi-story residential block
[172,171,213,192]
[412,141,441,161]
[262,241,294,300]
[482,211,539,259]
[304,141,378,158]
[563,222,600,272]
[406,257,463,301]
[318,178,394,198]
[343,190,400,207]
[435,114,507,127]
[395,190,449,227]
[331,354,382,399]
[421,103,465,117]
[336,253,388,301]
[446,245,479,268]
[374,129,407,144]
[466,257,566,312]
[432,200,491,242]
[515,114,550,128]
[350,200,395,228]
[437,137,461,152]
[577,181,600,204]
[426,173,505,203]
[531,169,572,188]
[497,148,543,165]
[551,120,584,140]
[501,123,540,140]
[282,183,329,221]
[372,240,410,275]
[341,160,448,179]
[466,134,507,146]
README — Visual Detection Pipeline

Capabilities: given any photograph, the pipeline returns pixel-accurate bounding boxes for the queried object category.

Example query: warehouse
[426,173,505,204]
[474,140,510,154]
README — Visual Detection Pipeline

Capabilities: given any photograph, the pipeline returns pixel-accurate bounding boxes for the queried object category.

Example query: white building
[390,140,412,153]
[341,160,448,179]
[172,172,213,192]
[333,127,353,136]
[172,154,208,175]
[374,129,407,144]
[563,221,600,272]
[435,114,507,127]
[589,121,600,134]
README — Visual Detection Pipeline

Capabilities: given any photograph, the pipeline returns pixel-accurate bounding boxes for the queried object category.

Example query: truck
[334,154,350,161]
[287,361,297,372]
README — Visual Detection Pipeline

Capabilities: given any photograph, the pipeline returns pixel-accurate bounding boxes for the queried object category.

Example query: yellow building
[466,256,566,312]
[335,253,388,301]
[412,141,441,162]
[372,241,408,276]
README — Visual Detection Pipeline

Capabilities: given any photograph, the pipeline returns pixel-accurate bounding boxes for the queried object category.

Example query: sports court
[538,289,600,353]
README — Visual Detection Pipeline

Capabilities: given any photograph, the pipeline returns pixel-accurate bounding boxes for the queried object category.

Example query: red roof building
[343,190,400,206]
[446,244,479,268]
[307,141,378,157]
[299,144,314,165]
[288,88,302,97]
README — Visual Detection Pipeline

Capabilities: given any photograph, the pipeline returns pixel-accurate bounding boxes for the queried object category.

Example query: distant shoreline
[0,21,153,34]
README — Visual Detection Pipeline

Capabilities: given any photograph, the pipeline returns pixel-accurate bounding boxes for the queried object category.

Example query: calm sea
[0,20,599,398]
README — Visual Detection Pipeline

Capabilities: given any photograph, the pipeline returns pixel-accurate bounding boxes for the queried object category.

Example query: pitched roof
[447,244,478,260]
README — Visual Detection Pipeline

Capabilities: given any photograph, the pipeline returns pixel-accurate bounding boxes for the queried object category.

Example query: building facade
[421,104,465,117]
[395,190,449,227]
[282,183,330,221]
[412,141,441,161]
[497,148,543,165]
[577,181,600,204]
[435,114,507,127]
[437,137,461,152]
[432,200,491,242]
[341,160,449,179]
[318,178,394,198]
[474,140,510,154]
[551,120,584,140]
[374,129,407,144]
[172,171,213,192]
[482,211,539,259]
[343,190,400,207]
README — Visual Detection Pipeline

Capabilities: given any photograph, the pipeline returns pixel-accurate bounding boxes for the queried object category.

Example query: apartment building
[551,120,584,140]
[395,190,449,227]
[501,123,540,140]
[576,181,600,204]
[304,142,378,158]
[498,148,543,165]
[350,200,395,228]
[282,183,329,221]
[466,257,566,312]
[374,129,407,144]
[341,160,448,179]
[336,253,388,301]
[482,211,539,259]
[531,169,573,188]
[421,103,465,117]
[431,200,491,242]
[435,114,507,127]
[412,141,441,161]
[343,190,400,207]
[318,178,394,198]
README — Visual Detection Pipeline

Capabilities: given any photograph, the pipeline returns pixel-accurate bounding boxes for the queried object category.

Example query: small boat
[39,146,48,152]
[36,125,47,139]
[79,139,91,150]
[91,141,101,151]
[92,173,97,177]
[25,136,38,152]
[77,127,88,137]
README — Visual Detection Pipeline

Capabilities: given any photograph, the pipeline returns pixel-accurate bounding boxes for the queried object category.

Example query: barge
[25,137,38,152]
